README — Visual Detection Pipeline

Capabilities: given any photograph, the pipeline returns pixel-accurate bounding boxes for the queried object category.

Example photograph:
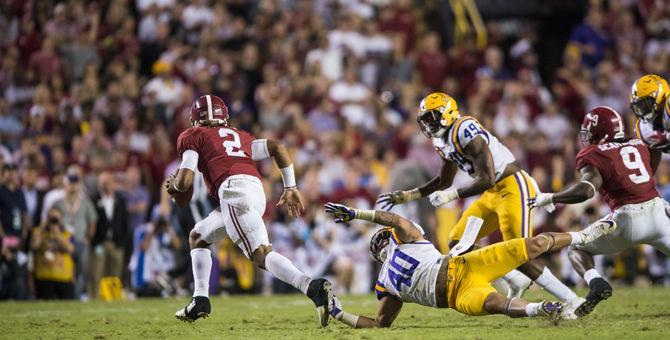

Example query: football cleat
[539,300,564,319]
[175,296,211,323]
[579,220,617,245]
[561,297,586,320]
[306,278,333,327]
[574,278,612,317]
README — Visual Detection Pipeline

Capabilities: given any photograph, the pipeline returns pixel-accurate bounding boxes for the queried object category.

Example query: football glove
[376,189,421,210]
[527,193,555,211]
[324,202,355,223]
[329,295,344,319]
[428,189,459,208]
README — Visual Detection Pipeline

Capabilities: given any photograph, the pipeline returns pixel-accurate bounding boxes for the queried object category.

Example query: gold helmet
[630,74,669,122]
[417,92,460,138]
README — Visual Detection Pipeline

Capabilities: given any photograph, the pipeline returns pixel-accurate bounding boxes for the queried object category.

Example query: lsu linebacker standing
[630,74,670,151]
[377,92,584,314]
[322,202,615,327]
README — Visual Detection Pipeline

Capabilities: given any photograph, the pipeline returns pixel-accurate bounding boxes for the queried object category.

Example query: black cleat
[175,296,212,323]
[306,279,333,327]
[575,278,612,317]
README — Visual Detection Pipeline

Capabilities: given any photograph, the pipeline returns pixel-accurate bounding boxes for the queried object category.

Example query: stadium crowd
[1,0,670,300]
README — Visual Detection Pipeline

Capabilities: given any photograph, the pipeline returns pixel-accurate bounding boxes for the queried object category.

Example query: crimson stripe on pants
[229,205,251,255]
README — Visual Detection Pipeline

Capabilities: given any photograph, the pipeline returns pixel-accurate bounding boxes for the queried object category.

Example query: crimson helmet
[580,106,625,145]
[190,95,229,127]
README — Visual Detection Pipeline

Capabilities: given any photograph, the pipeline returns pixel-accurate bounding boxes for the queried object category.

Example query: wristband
[280,164,297,188]
[406,188,422,201]
[353,209,376,222]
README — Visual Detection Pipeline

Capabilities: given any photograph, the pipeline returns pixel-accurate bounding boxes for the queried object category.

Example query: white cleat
[561,297,586,320]
[579,220,617,245]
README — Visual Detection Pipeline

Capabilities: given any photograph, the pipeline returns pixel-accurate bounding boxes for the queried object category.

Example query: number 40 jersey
[576,138,659,211]
[375,229,445,308]
[177,126,262,198]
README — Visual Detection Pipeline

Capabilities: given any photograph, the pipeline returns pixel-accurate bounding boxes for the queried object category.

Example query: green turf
[2,287,669,339]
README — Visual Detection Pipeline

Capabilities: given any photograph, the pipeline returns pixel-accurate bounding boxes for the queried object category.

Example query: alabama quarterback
[322,202,615,327]
[530,106,670,317]
[168,95,333,326]
[631,74,670,152]
[376,92,584,315]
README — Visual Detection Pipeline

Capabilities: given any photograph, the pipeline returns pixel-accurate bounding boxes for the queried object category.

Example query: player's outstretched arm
[530,165,603,208]
[265,139,304,217]
[428,137,494,207]
[330,295,402,328]
[376,159,457,210]
[324,202,423,242]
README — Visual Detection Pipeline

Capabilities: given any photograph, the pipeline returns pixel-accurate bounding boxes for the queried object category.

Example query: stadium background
[1,0,669,301]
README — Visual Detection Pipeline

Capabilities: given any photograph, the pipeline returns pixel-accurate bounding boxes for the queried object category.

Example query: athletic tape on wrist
[280,164,296,188]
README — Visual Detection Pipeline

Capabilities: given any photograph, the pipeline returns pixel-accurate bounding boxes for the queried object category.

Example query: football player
[169,95,333,326]
[323,202,616,327]
[377,92,584,314]
[530,106,670,317]
[630,74,670,150]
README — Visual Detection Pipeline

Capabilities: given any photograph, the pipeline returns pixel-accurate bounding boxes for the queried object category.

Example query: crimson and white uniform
[177,126,271,257]
[575,138,670,255]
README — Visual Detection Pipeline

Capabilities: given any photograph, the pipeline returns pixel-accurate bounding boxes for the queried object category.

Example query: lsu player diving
[376,92,584,315]
[322,202,616,327]
[630,74,670,152]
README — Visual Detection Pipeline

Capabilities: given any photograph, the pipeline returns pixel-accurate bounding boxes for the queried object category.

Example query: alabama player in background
[168,95,333,326]
[322,201,615,327]
[630,74,670,151]
[376,92,584,316]
[530,106,670,317]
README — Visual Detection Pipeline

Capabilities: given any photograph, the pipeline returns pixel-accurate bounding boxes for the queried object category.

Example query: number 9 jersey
[576,138,659,210]
[177,126,262,198]
[375,226,445,308]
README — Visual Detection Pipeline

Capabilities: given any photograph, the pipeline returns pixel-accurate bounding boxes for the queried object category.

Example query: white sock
[535,267,578,302]
[525,302,541,317]
[583,268,602,285]
[264,251,312,294]
[503,269,530,287]
[191,248,212,297]
[568,232,583,245]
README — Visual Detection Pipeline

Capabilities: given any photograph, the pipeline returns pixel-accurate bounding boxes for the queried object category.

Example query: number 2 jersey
[432,116,515,181]
[177,126,262,198]
[375,228,445,308]
[576,138,658,210]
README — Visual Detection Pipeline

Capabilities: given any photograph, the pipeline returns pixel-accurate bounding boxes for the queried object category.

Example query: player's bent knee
[189,229,209,249]
[252,245,273,269]
[525,235,548,258]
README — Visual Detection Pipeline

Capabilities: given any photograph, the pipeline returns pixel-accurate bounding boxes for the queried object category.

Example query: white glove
[428,189,459,207]
[527,192,555,212]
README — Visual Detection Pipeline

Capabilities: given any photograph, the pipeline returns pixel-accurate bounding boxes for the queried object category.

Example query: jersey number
[387,250,419,290]
[620,146,650,184]
[218,128,247,157]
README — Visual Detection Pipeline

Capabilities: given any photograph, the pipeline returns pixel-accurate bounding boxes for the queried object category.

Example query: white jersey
[432,116,515,181]
[375,227,445,307]
[634,116,670,150]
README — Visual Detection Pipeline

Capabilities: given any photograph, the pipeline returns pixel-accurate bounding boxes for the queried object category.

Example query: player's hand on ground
[428,189,458,208]
[376,190,411,210]
[324,202,355,223]
[277,187,305,217]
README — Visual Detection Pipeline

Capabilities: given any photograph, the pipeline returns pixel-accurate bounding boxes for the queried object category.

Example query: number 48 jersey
[177,126,262,198]
[375,228,445,308]
[576,138,659,210]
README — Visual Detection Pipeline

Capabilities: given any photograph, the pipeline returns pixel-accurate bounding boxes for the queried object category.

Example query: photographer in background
[30,208,75,299]
[0,163,30,300]
[129,216,181,297]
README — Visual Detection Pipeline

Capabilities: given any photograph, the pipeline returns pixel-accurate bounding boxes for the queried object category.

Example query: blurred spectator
[328,67,373,130]
[129,216,181,296]
[53,165,97,299]
[27,37,61,82]
[20,165,45,227]
[30,208,75,300]
[535,102,572,150]
[90,172,129,299]
[417,32,448,91]
[0,163,29,299]
[568,7,613,68]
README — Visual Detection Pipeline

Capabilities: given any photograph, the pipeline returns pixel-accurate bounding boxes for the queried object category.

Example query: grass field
[2,287,669,339]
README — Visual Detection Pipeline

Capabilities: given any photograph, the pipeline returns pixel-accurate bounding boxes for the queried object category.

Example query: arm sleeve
[251,139,271,161]
[179,150,199,171]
